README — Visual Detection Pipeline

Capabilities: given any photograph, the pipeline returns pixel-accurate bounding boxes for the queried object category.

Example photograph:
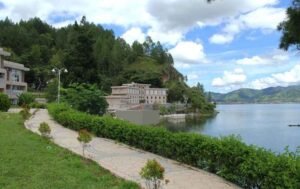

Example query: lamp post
[52,68,68,103]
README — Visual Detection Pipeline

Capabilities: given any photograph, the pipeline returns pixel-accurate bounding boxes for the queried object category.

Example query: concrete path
[25,109,240,189]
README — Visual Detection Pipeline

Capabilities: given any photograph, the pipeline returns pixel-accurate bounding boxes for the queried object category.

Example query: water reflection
[160,114,216,132]
[159,104,300,153]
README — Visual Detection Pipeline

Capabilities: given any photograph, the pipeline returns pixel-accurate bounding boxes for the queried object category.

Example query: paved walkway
[25,109,240,189]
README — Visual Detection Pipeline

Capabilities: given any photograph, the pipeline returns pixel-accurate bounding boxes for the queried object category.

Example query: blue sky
[0,0,299,93]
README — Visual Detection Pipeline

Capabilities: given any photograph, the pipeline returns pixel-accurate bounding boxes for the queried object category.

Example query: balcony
[6,80,27,87]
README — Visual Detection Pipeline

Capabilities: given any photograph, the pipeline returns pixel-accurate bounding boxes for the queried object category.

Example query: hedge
[48,103,300,189]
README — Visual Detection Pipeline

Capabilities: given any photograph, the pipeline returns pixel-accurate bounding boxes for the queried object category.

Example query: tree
[278,0,300,50]
[63,83,108,115]
[140,159,166,189]
[132,40,144,57]
[77,129,92,158]
[45,78,58,102]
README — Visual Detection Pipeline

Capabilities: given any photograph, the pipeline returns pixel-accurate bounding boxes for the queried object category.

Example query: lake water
[161,104,300,153]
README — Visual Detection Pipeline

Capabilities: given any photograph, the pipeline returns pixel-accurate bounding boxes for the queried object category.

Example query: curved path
[25,109,240,189]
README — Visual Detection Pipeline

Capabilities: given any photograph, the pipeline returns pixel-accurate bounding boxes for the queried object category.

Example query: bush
[29,102,46,109]
[39,122,51,138]
[19,106,31,120]
[140,159,165,189]
[77,129,92,158]
[0,93,11,112]
[63,83,108,115]
[48,103,300,189]
[45,79,58,102]
[18,93,35,106]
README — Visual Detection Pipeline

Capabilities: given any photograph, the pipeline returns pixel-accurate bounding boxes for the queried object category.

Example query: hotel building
[106,82,167,111]
[0,48,29,104]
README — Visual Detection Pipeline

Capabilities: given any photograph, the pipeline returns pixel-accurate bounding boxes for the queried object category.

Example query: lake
[161,104,300,153]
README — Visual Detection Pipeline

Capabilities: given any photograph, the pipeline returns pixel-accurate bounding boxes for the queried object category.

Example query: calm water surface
[161,104,300,153]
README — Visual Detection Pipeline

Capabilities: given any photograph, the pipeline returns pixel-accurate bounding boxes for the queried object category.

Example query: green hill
[0,17,214,113]
[211,85,300,103]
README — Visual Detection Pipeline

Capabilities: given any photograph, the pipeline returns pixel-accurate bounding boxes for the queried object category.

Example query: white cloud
[209,34,234,44]
[240,7,286,30]
[236,56,271,65]
[169,41,208,68]
[147,0,279,31]
[236,51,290,65]
[212,68,247,87]
[249,64,300,89]
[0,0,151,27]
[210,6,286,44]
[121,27,146,45]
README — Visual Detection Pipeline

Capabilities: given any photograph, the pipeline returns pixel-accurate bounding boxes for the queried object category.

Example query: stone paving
[24,109,240,189]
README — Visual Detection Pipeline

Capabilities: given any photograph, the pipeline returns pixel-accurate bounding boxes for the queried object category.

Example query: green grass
[0,113,139,189]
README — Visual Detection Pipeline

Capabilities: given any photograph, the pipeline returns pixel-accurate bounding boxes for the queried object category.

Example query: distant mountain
[211,85,300,104]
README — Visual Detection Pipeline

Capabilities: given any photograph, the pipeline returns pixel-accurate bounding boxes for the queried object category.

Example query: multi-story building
[106,82,167,111]
[0,48,29,104]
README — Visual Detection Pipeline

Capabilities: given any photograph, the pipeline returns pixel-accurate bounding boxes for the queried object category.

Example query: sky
[0,0,299,93]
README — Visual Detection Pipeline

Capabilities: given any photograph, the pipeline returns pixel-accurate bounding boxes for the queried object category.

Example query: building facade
[106,82,167,111]
[0,48,29,104]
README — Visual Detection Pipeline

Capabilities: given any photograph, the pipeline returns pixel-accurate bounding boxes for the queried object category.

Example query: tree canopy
[278,0,300,50]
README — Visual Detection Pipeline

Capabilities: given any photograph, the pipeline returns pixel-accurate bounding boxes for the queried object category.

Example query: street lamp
[52,68,68,103]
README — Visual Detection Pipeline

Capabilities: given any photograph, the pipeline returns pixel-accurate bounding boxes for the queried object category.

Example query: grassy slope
[0,113,138,189]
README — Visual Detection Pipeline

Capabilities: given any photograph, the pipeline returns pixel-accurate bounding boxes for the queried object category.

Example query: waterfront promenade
[25,109,240,189]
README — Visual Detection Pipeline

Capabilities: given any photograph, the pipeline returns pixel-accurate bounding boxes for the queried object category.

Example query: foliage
[77,129,92,158]
[0,112,139,189]
[0,93,10,112]
[63,83,108,115]
[140,159,165,189]
[29,102,47,109]
[159,104,176,115]
[45,78,58,102]
[187,84,215,114]
[48,103,300,189]
[38,122,51,138]
[165,81,187,102]
[17,92,35,106]
[278,0,300,50]
[19,106,31,119]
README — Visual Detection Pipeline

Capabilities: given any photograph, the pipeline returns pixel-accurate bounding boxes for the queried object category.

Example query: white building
[0,48,29,104]
[106,82,167,111]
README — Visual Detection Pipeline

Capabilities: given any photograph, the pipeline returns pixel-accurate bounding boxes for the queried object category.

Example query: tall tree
[278,0,300,50]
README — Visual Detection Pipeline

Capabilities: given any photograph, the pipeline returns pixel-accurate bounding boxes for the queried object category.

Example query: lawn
[0,113,139,189]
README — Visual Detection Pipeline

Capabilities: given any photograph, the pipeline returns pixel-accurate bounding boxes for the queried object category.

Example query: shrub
[48,103,300,189]
[45,78,58,102]
[19,106,31,120]
[77,129,92,158]
[39,122,51,138]
[140,159,165,189]
[63,83,108,115]
[29,102,46,109]
[0,93,11,112]
[18,93,35,106]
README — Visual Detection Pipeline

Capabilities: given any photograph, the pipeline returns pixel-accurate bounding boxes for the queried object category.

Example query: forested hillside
[0,17,215,113]
[211,85,300,103]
